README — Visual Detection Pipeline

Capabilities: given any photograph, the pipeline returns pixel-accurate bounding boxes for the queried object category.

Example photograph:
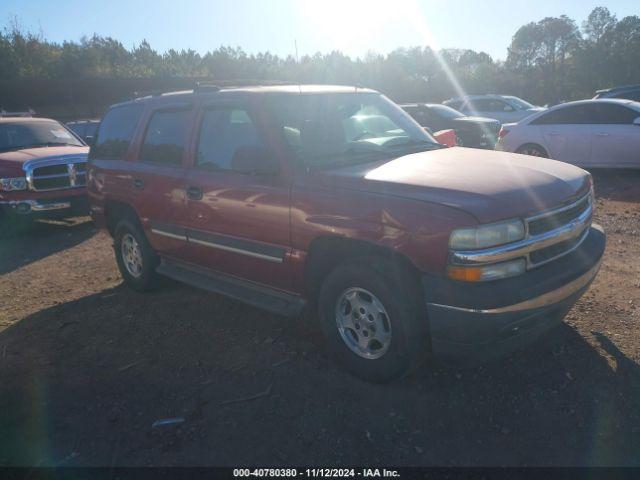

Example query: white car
[443,95,545,124]
[497,99,640,168]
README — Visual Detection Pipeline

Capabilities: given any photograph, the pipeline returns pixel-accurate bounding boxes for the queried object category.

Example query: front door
[129,105,194,260]
[181,102,293,292]
[533,104,593,166]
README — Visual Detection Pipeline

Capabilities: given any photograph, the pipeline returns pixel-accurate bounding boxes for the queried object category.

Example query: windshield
[266,93,440,169]
[427,104,465,119]
[504,96,535,110]
[0,120,84,152]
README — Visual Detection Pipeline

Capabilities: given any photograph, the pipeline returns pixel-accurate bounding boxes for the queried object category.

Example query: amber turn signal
[448,266,484,282]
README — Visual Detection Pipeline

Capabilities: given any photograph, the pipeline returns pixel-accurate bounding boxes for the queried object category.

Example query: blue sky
[1,0,638,60]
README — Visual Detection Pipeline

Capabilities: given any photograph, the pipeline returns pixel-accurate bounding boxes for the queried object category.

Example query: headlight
[0,177,27,191]
[449,218,525,250]
[448,258,526,282]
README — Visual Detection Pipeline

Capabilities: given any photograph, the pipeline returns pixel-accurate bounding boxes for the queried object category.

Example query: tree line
[0,7,638,105]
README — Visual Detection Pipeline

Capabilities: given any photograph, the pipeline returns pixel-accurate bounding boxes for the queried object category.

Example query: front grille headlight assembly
[448,218,526,282]
[0,177,27,191]
[449,218,525,250]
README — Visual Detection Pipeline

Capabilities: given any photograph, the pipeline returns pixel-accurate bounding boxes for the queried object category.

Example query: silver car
[496,99,640,169]
[444,95,545,124]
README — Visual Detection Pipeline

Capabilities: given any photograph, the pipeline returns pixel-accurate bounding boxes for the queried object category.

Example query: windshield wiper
[308,147,389,170]
[384,139,444,150]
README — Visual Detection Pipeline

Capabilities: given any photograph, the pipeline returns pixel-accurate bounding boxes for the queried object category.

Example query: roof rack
[0,108,35,118]
[131,79,298,100]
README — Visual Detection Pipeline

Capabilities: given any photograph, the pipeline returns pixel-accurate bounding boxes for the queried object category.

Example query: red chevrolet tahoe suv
[0,117,89,219]
[88,85,606,382]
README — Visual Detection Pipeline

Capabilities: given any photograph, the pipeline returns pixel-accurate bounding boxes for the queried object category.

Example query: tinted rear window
[590,104,638,124]
[139,109,190,166]
[90,105,143,160]
[531,105,592,125]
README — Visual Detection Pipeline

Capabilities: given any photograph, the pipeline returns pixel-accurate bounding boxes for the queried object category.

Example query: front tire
[114,219,160,291]
[318,256,427,383]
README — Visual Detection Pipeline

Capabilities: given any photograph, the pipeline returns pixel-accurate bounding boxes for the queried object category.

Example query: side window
[195,107,264,171]
[68,123,86,138]
[90,105,143,160]
[590,104,638,124]
[475,99,510,112]
[139,109,190,166]
[531,105,590,125]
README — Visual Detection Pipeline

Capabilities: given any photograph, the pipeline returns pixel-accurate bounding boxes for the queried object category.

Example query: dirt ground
[0,170,639,467]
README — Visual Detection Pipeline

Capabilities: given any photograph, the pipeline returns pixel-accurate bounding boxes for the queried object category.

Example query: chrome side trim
[189,237,284,263]
[450,199,592,267]
[150,229,187,241]
[428,257,602,315]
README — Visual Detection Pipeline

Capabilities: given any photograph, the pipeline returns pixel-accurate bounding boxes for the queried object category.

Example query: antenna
[294,39,301,94]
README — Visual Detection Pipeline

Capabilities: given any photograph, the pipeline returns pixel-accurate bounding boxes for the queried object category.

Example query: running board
[156,258,306,317]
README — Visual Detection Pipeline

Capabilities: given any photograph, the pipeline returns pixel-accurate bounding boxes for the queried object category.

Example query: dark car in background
[67,119,100,145]
[401,103,500,149]
[593,84,640,102]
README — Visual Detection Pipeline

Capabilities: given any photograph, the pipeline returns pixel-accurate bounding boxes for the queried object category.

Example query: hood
[314,147,591,224]
[0,146,89,175]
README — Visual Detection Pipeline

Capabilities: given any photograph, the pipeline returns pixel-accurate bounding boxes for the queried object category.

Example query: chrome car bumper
[0,199,71,213]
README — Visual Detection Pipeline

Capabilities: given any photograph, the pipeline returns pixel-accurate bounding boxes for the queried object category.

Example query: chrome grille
[524,193,593,268]
[527,194,591,236]
[450,191,594,270]
[24,155,87,192]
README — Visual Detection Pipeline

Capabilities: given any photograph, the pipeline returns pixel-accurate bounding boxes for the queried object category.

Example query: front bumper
[0,195,89,218]
[422,225,606,365]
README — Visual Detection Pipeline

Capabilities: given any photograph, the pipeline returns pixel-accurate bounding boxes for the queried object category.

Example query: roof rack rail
[0,108,35,118]
[194,82,221,93]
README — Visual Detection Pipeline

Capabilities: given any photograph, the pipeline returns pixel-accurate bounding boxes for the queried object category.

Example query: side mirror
[231,146,279,175]
[634,117,640,126]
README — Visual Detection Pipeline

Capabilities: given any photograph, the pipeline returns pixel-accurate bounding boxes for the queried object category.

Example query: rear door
[530,105,593,166]
[589,103,640,168]
[128,104,194,260]
[180,99,293,291]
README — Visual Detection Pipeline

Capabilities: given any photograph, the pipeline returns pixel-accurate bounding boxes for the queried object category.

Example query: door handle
[186,186,203,200]
[596,132,610,137]
[133,178,144,189]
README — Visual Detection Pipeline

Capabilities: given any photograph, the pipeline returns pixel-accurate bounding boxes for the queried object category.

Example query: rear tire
[517,143,548,158]
[318,256,428,383]
[114,219,160,291]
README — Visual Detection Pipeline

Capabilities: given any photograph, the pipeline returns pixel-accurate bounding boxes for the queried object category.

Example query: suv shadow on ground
[0,282,638,467]
[0,217,95,275]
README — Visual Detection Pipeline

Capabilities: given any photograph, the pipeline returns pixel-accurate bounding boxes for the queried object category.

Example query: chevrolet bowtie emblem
[67,163,78,186]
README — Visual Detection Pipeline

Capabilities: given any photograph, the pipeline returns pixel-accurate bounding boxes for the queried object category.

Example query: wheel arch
[516,142,549,158]
[304,236,423,302]
[105,200,142,237]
